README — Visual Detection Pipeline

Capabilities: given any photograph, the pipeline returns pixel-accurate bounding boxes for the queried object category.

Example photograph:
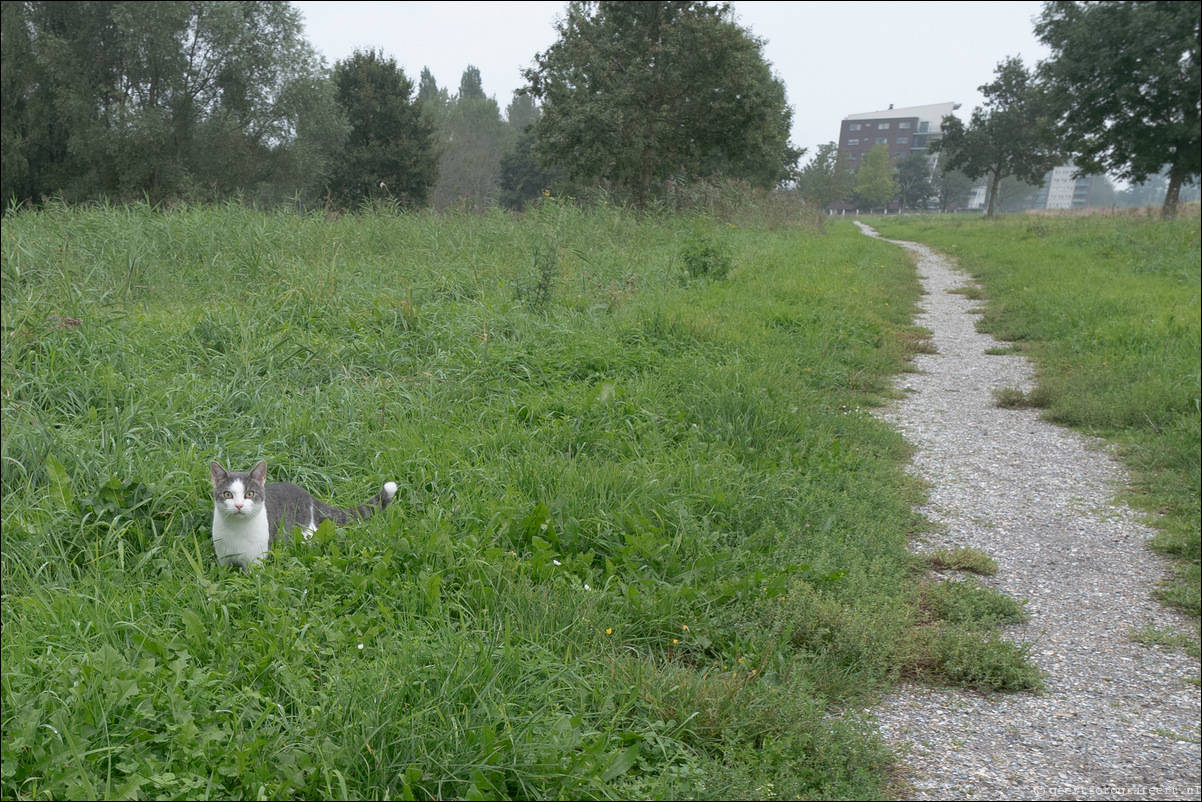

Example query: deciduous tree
[523,1,796,208]
[326,49,438,208]
[1036,1,1201,218]
[505,92,540,134]
[795,142,853,209]
[854,145,898,211]
[417,67,449,128]
[1,1,344,206]
[895,153,935,210]
[499,94,565,210]
[935,166,976,212]
[935,56,1060,216]
[431,66,509,210]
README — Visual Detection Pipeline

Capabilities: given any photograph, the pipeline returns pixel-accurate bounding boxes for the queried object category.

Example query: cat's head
[209,460,267,521]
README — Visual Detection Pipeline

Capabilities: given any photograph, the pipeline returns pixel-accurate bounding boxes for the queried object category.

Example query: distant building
[963,164,1094,212]
[832,102,960,212]
[837,102,961,166]
[1031,165,1092,210]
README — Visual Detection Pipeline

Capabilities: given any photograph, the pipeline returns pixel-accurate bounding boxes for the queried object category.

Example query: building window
[878,123,890,129]
[896,137,908,144]
[898,122,912,129]
[849,123,861,131]
[876,137,888,144]
[918,121,929,133]
[848,138,860,146]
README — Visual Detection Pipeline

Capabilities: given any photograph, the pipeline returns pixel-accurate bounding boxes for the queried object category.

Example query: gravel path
[857,223,1201,801]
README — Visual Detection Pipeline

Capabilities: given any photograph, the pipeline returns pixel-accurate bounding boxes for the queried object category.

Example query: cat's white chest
[211,506,270,567]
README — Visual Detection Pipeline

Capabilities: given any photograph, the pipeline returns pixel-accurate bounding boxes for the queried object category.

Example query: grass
[928,546,999,576]
[873,211,1201,625]
[1130,624,1202,660]
[3,199,1039,800]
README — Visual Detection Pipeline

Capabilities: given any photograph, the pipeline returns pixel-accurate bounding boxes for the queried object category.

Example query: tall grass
[2,201,1037,800]
[873,211,1201,621]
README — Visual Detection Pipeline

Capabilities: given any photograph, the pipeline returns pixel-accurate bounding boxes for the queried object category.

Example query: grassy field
[873,210,1201,626]
[1,200,1041,800]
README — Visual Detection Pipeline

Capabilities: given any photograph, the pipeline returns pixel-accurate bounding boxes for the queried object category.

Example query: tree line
[2,1,1197,216]
[1,0,797,211]
[0,1,535,210]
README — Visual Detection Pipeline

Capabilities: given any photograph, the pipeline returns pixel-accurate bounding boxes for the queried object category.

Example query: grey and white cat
[209,460,397,568]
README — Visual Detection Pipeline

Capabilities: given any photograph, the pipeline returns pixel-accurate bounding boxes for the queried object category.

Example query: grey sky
[292,0,1051,159]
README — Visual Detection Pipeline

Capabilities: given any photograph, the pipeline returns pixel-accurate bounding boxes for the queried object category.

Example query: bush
[680,231,733,279]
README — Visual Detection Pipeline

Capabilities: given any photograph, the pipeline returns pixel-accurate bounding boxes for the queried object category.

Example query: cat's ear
[210,461,228,487]
[250,461,267,484]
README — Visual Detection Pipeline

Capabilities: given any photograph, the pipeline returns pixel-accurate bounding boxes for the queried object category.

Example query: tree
[934,56,1060,216]
[994,174,1045,213]
[499,93,564,210]
[523,1,796,208]
[326,49,438,208]
[499,127,567,210]
[1085,173,1116,207]
[895,153,935,210]
[431,66,510,210]
[853,145,898,211]
[795,142,853,209]
[457,65,485,101]
[1,0,39,204]
[418,67,446,109]
[1036,1,1201,218]
[1,1,344,206]
[1116,170,1202,207]
[935,167,976,212]
[416,66,449,130]
[505,92,540,134]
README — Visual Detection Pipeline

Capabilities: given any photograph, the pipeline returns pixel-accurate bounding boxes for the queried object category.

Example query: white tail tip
[383,481,398,501]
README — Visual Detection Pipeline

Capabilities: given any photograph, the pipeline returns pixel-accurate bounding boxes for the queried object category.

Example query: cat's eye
[223,491,233,499]
[245,491,254,498]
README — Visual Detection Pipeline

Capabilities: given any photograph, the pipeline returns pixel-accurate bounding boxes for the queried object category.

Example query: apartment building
[837,102,961,165]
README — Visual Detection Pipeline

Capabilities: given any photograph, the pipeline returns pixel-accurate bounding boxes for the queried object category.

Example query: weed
[994,387,1032,408]
[515,236,561,310]
[887,328,938,358]
[923,578,1027,626]
[1130,624,1202,659]
[951,284,987,301]
[679,229,733,279]
[928,546,999,575]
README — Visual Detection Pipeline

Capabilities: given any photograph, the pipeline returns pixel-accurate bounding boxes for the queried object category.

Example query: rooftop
[844,102,961,121]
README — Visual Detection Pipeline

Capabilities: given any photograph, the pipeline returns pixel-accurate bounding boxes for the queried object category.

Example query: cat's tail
[330,481,397,524]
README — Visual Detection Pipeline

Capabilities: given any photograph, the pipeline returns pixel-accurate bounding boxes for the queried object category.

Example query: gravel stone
[858,223,1201,801]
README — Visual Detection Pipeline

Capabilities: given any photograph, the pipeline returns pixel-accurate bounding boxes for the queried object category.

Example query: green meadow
[873,211,1202,623]
[3,199,1039,800]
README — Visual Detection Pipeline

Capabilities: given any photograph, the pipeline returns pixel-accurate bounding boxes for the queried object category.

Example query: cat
[209,460,397,569]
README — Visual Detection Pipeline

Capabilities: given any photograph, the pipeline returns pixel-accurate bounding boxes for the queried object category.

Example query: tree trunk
[1161,172,1183,219]
[639,146,654,210]
[986,170,1003,217]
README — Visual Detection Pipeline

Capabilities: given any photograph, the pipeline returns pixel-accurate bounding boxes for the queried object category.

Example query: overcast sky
[292,0,1052,158]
